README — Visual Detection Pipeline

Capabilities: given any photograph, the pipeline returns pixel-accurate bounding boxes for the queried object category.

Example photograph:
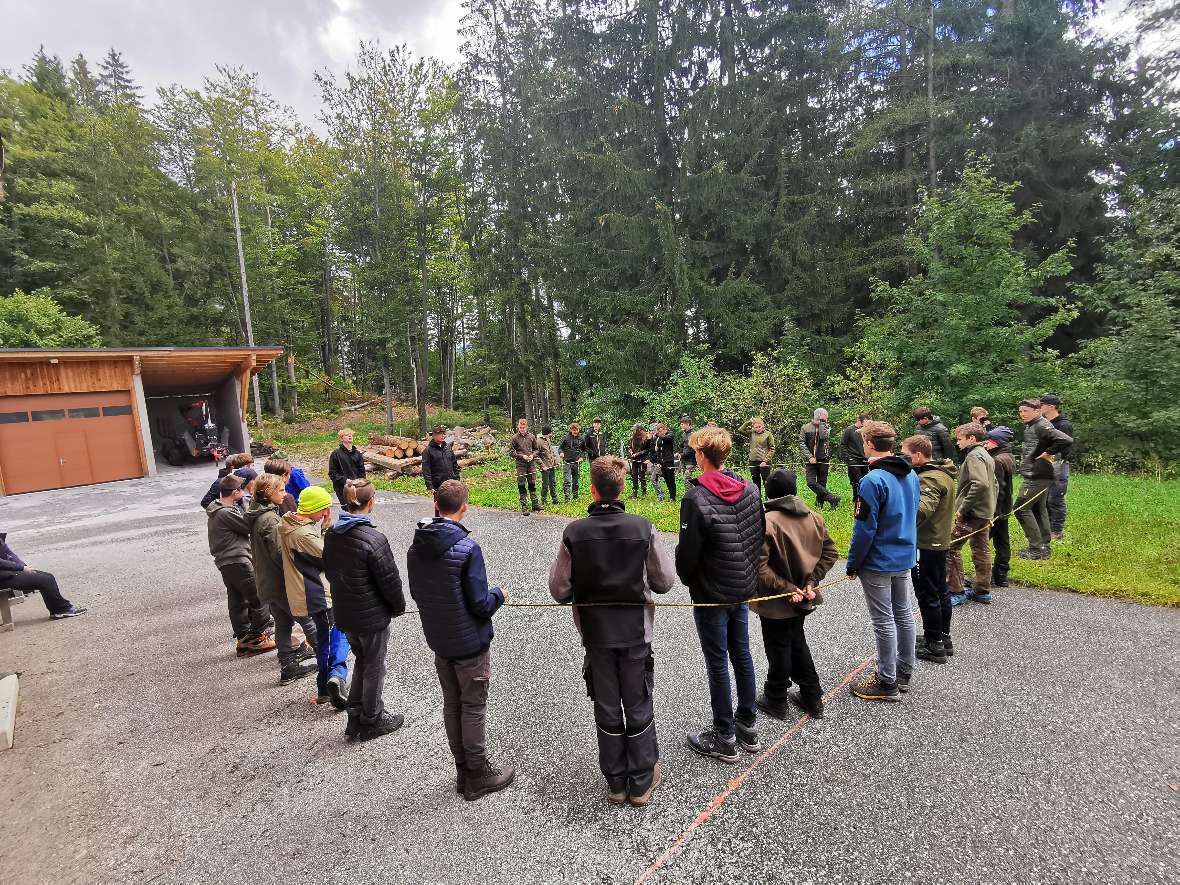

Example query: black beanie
[766,469,797,499]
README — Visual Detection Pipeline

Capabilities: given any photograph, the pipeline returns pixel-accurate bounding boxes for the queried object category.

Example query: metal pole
[230,179,263,428]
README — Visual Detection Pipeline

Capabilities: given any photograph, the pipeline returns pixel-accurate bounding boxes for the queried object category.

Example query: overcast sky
[0,0,466,128]
[0,0,1142,133]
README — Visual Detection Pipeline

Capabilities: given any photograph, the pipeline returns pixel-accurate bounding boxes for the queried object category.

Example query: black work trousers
[912,547,951,639]
[991,517,1011,586]
[345,626,391,726]
[660,465,677,501]
[584,644,658,795]
[629,461,648,497]
[847,464,868,497]
[217,563,273,640]
[436,649,492,772]
[749,464,770,497]
[759,615,822,707]
[516,471,538,508]
[805,463,836,506]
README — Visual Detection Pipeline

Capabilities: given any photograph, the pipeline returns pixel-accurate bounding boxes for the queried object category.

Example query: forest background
[1,0,1178,473]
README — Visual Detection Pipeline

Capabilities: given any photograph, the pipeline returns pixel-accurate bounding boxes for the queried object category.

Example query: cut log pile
[361,425,501,479]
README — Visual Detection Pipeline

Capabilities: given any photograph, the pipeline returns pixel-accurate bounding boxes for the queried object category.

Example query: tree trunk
[382,364,394,434]
[269,361,282,417]
[927,0,937,194]
[286,353,298,416]
[415,212,430,437]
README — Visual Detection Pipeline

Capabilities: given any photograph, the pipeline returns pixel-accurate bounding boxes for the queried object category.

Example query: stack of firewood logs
[361,427,499,479]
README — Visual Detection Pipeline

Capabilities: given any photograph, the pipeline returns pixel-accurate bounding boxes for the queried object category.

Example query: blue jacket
[846,455,920,575]
[407,517,504,660]
[286,468,312,499]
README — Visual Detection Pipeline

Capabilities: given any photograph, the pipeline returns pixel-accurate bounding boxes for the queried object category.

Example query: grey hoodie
[206,499,252,569]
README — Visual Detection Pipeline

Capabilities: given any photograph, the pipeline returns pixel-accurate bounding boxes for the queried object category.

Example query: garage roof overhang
[0,347,285,395]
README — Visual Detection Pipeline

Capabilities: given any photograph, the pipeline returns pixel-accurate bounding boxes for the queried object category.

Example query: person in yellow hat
[279,485,351,709]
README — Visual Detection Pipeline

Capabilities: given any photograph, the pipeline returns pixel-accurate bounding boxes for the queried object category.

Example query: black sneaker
[896,667,912,693]
[294,641,316,663]
[279,660,318,685]
[345,714,360,740]
[455,765,467,795]
[943,634,955,656]
[358,711,404,742]
[1037,546,1052,560]
[520,504,529,515]
[916,636,948,664]
[755,692,789,721]
[686,729,740,763]
[736,720,762,753]
[50,605,88,620]
[531,503,541,512]
[786,689,824,719]
[326,676,348,710]
[829,494,842,510]
[851,672,901,702]
[1017,548,1041,560]
[464,761,515,801]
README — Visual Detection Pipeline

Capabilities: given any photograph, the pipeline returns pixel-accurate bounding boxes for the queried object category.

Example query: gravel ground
[1,471,1177,885]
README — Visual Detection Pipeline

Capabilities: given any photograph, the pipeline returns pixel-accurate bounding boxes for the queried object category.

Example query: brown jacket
[752,495,838,619]
[509,431,539,476]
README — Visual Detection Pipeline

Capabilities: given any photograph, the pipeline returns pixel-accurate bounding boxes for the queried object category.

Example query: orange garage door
[0,391,145,494]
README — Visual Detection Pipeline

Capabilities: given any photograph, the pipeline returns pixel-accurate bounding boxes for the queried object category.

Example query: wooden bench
[0,586,35,633]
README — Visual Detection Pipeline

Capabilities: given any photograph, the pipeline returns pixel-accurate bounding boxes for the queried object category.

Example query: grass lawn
[258,417,1179,607]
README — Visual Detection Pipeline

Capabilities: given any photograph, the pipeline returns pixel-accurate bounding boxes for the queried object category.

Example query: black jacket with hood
[323,513,406,635]
[422,439,460,491]
[407,517,504,660]
[675,470,765,604]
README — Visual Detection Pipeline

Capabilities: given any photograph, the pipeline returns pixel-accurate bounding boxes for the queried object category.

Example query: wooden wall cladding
[0,359,134,397]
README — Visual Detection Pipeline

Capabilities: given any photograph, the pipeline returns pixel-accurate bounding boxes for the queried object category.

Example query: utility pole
[230,179,263,428]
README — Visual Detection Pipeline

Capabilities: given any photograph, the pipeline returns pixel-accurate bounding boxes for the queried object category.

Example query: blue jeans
[693,604,757,739]
[312,609,351,695]
[858,570,916,684]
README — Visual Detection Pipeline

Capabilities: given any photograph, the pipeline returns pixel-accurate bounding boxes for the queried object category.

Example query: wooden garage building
[0,347,283,495]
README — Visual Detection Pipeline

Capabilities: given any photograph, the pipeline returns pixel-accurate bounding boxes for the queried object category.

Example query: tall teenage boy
[550,456,675,806]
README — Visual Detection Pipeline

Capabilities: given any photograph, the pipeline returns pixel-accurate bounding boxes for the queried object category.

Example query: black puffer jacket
[323,513,406,634]
[919,420,956,462]
[422,439,460,491]
[675,470,765,604]
[407,517,505,660]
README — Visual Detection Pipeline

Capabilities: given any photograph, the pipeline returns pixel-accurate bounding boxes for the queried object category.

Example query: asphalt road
[1,471,1177,885]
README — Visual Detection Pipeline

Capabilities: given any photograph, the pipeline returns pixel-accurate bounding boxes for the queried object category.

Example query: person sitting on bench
[0,532,87,620]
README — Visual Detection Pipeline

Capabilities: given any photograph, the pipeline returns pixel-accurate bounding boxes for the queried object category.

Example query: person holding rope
[902,434,956,665]
[324,478,407,742]
[1040,394,1074,541]
[537,425,560,506]
[752,469,838,721]
[207,472,275,657]
[549,456,675,807]
[948,423,997,606]
[846,421,920,702]
[583,417,609,462]
[739,417,776,498]
[983,426,1017,588]
[408,480,514,801]
[651,421,678,502]
[677,425,764,763]
[800,409,841,510]
[839,413,870,497]
[1014,399,1072,560]
[422,424,461,494]
[558,421,586,503]
[510,418,542,515]
[328,428,366,504]
[627,425,651,499]
[679,416,697,481]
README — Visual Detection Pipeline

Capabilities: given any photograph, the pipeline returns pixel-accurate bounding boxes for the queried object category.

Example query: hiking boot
[786,689,824,719]
[279,660,318,685]
[532,503,542,512]
[345,714,360,740]
[851,672,901,702]
[520,504,529,515]
[1037,546,1052,560]
[628,764,663,807]
[897,667,912,693]
[464,761,515,801]
[607,782,628,806]
[736,720,762,753]
[326,676,348,710]
[916,636,948,664]
[994,578,1009,588]
[950,592,969,607]
[358,711,404,742]
[49,605,88,620]
[943,634,955,657]
[755,692,789,721]
[967,590,993,605]
[686,729,740,763]
[1017,547,1041,560]
[455,765,467,795]
[829,494,842,510]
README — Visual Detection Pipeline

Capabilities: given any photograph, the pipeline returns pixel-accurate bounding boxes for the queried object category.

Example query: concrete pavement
[0,471,1177,884]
